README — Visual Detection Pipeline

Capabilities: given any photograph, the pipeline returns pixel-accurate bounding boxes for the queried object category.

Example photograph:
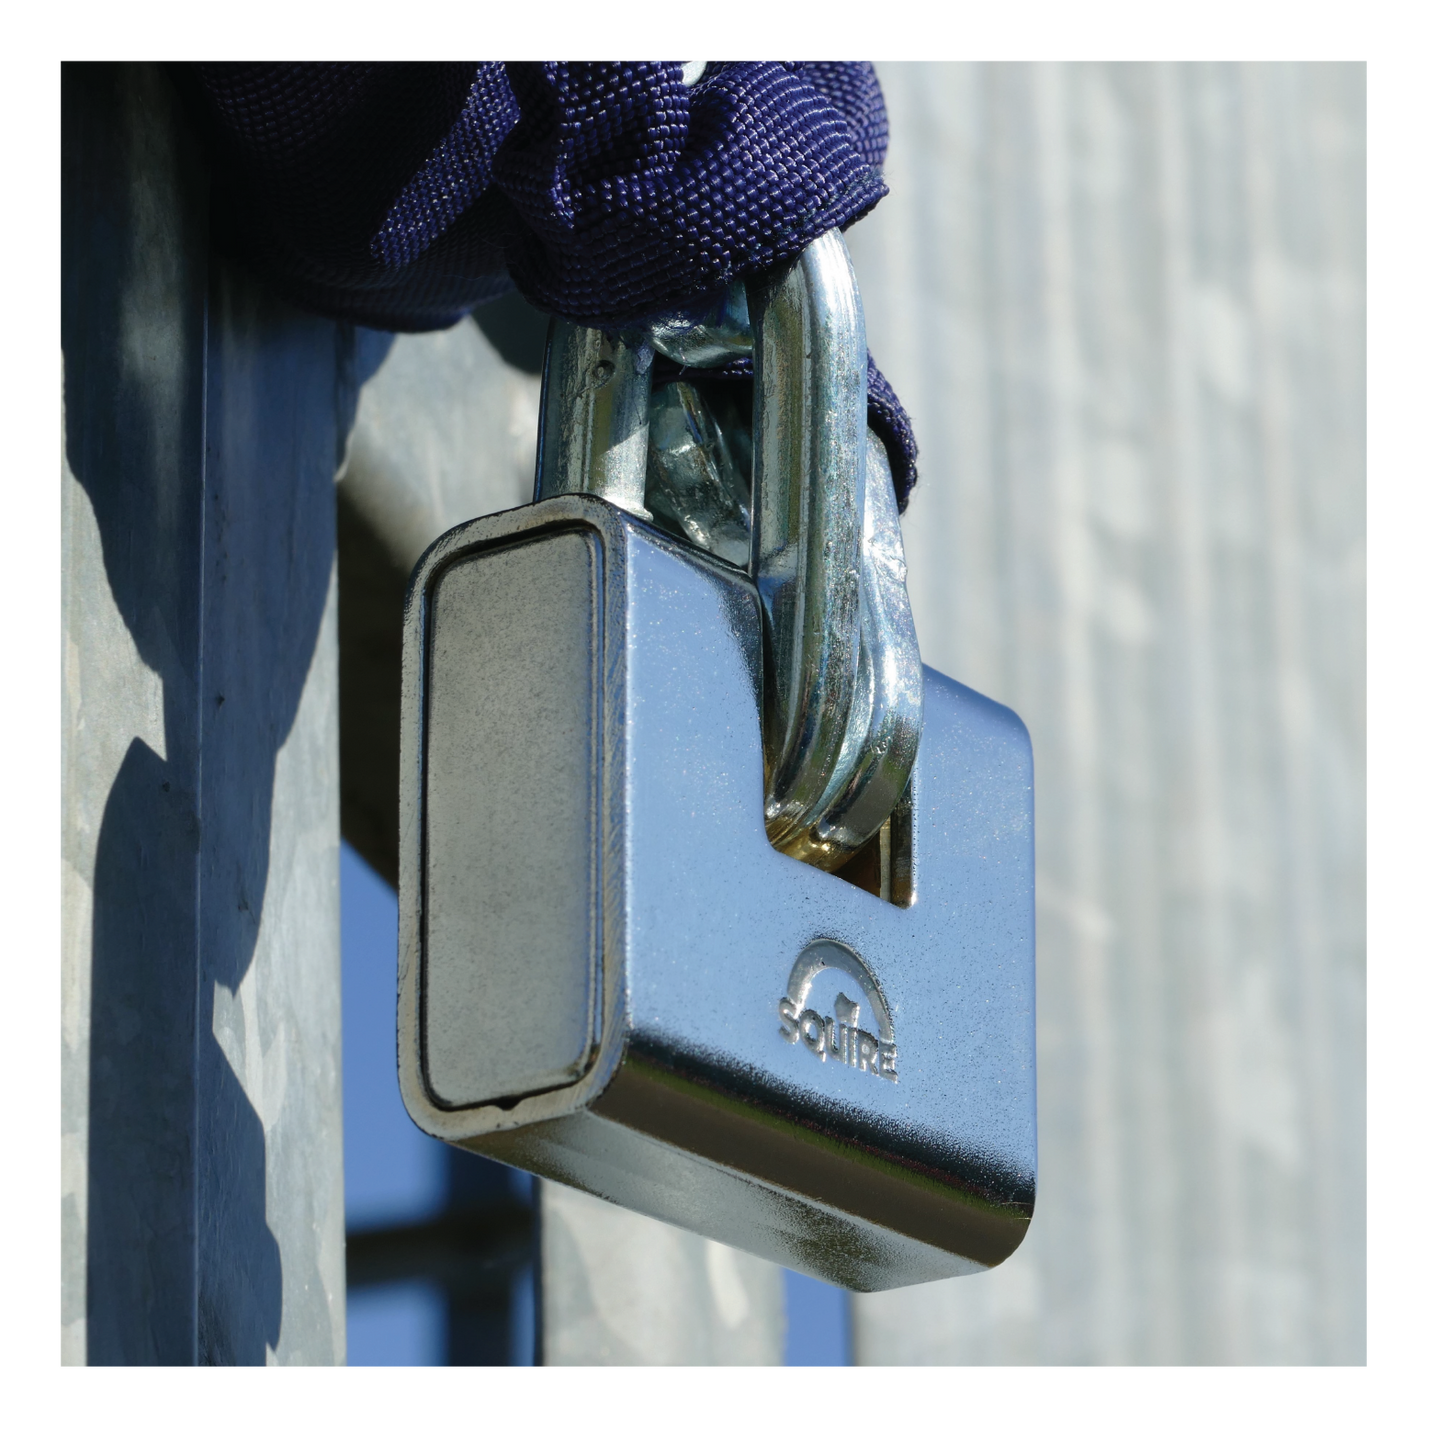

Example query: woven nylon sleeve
[175,61,918,506]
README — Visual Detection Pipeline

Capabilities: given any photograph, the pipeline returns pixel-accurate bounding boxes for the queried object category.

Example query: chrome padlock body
[399,493,1036,1291]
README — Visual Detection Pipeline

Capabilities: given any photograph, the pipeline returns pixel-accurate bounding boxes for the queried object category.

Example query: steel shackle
[533,230,922,872]
[745,232,922,868]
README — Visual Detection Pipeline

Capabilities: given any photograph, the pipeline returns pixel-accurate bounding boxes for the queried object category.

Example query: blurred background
[845,62,1364,1364]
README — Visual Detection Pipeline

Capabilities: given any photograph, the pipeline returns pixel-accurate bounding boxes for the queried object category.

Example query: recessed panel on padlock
[399,495,1036,1292]
[421,531,601,1109]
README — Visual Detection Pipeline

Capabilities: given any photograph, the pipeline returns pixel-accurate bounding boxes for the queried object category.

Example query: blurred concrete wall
[846,61,1364,1365]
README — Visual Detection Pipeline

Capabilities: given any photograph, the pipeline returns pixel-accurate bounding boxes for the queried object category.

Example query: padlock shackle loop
[748,232,922,868]
[747,231,868,853]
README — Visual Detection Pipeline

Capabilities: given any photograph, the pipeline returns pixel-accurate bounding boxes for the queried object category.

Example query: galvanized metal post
[62,62,350,1364]
[62,62,207,1364]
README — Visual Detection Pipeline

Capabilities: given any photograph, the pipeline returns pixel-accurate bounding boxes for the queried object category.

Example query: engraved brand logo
[778,939,898,1082]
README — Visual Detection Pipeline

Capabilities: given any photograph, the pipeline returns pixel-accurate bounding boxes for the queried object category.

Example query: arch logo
[778,939,898,1082]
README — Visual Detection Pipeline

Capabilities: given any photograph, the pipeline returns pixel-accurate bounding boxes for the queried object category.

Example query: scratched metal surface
[845,62,1364,1364]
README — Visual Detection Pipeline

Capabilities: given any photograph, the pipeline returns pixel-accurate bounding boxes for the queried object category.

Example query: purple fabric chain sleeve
[177,61,919,507]
[492,62,886,326]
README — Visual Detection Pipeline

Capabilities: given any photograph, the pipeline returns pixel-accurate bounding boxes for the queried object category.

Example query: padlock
[398,232,1036,1291]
